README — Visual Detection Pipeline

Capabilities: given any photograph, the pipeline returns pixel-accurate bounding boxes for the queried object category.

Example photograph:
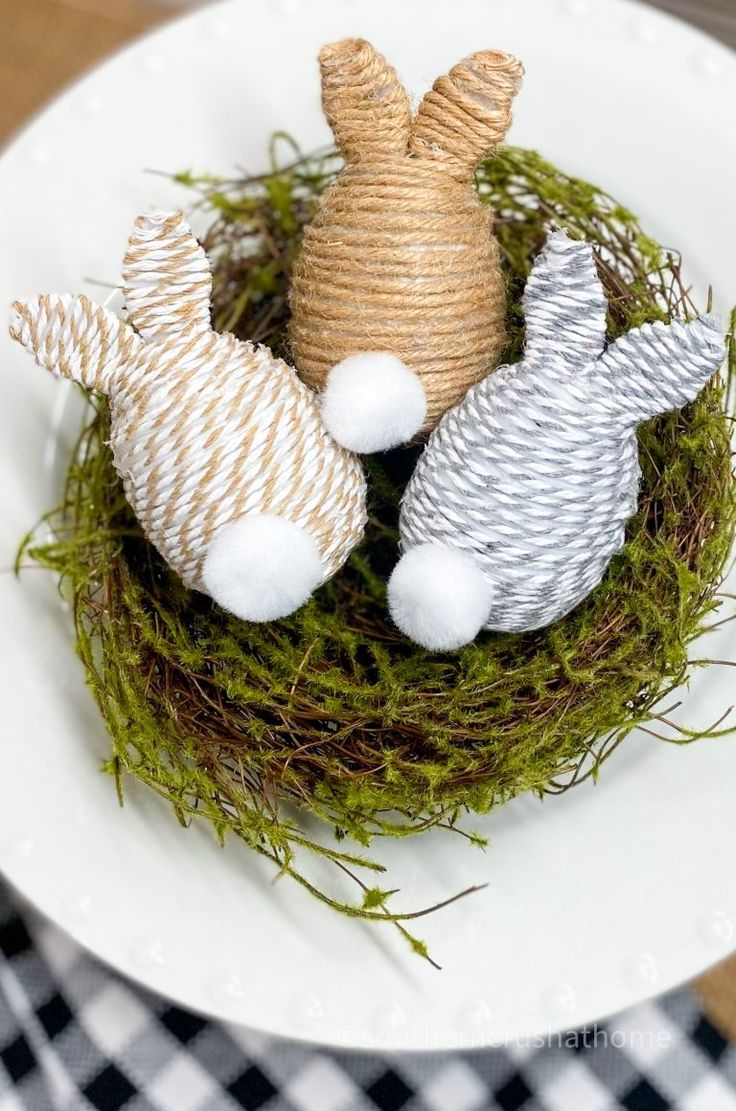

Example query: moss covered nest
[21,140,736,956]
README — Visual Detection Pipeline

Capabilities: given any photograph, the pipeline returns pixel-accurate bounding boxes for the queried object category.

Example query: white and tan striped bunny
[10,212,367,622]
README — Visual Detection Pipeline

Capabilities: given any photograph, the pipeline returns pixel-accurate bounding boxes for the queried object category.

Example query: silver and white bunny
[388,230,726,651]
[10,213,367,622]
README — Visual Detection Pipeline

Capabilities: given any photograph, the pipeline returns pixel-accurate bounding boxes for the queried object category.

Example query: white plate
[1,0,735,1052]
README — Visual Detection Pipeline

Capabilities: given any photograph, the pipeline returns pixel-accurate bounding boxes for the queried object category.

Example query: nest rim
[23,144,736,937]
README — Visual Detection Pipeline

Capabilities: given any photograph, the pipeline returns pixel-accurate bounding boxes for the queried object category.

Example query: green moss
[19,142,736,962]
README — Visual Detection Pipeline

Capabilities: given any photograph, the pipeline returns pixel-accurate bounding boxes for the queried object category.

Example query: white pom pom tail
[387,542,495,651]
[202,514,325,622]
[320,352,427,453]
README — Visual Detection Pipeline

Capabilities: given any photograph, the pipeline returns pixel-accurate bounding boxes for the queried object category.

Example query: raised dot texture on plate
[541,984,577,1020]
[457,999,493,1029]
[289,995,325,1029]
[131,936,166,969]
[59,892,94,924]
[373,1001,409,1031]
[698,910,735,948]
[209,974,246,1005]
[623,952,658,989]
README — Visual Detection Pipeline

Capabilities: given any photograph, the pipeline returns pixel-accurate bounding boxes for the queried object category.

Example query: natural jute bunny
[289,38,524,453]
[10,212,367,621]
[388,230,726,651]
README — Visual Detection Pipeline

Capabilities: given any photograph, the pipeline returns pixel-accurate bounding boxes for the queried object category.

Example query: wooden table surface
[1,0,735,1041]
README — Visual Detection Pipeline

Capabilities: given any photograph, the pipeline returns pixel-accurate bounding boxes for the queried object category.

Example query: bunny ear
[318,38,412,162]
[409,49,523,181]
[122,212,212,342]
[589,315,725,426]
[522,231,608,367]
[9,293,141,393]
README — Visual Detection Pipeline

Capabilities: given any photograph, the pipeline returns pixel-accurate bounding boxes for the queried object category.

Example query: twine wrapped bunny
[290,38,524,453]
[388,231,726,651]
[10,213,367,622]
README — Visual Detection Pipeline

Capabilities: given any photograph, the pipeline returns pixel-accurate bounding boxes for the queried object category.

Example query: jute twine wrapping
[289,38,524,434]
[398,232,725,631]
[11,213,367,592]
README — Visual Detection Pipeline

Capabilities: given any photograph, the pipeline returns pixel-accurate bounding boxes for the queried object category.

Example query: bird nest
[22,141,736,961]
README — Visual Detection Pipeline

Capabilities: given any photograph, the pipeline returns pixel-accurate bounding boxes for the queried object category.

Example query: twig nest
[18,144,736,934]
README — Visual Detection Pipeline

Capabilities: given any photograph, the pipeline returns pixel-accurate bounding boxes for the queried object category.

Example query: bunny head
[289,38,524,453]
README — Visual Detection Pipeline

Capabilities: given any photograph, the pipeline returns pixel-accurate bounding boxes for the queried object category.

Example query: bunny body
[388,231,726,649]
[291,158,504,433]
[11,214,367,621]
[290,39,523,448]
[108,328,365,593]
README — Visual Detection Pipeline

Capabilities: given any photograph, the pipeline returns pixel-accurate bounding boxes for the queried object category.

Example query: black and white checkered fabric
[2,878,736,1111]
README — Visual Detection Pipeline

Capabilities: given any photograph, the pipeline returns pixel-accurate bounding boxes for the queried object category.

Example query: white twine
[11,213,367,598]
[398,230,726,634]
